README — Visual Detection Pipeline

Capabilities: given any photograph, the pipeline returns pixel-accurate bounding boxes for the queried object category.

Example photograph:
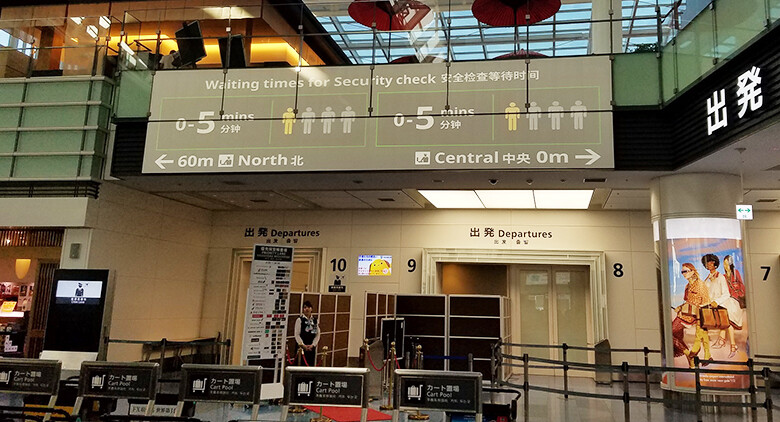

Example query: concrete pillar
[651,173,751,392]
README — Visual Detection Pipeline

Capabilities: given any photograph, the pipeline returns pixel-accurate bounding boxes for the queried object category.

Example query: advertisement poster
[665,218,749,390]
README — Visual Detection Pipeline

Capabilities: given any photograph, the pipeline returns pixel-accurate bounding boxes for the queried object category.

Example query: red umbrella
[348,0,432,31]
[471,0,561,27]
[493,49,547,59]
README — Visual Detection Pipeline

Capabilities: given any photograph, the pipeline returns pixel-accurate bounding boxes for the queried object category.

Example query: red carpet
[303,406,391,421]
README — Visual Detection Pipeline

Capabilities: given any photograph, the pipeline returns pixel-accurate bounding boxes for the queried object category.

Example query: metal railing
[491,341,779,422]
[105,337,231,373]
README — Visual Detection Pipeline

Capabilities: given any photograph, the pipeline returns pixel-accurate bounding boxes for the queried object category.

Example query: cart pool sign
[143,57,613,173]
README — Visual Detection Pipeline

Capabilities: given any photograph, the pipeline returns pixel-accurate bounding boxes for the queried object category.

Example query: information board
[0,359,61,395]
[395,370,482,413]
[180,364,263,403]
[285,367,368,407]
[241,245,293,362]
[143,57,613,173]
[79,362,158,400]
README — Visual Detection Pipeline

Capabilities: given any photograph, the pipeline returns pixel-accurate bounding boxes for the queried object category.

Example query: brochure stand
[73,361,159,417]
[281,366,370,422]
[0,358,64,422]
[177,364,264,421]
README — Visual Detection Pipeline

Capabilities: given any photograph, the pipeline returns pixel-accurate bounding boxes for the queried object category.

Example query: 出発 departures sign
[143,57,613,173]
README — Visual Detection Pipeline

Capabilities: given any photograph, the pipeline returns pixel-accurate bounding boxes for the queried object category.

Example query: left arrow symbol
[155,154,174,169]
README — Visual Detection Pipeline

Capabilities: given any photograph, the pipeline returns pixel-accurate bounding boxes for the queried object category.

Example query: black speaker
[218,34,247,68]
[174,21,206,66]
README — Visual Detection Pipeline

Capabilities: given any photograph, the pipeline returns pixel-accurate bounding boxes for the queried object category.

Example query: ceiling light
[534,190,593,209]
[475,190,535,208]
[15,259,31,279]
[70,17,84,25]
[419,190,483,208]
[86,25,99,40]
[99,16,111,29]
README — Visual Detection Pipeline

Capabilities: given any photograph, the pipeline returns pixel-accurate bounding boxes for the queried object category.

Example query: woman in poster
[723,255,746,308]
[701,254,743,357]
[673,263,711,368]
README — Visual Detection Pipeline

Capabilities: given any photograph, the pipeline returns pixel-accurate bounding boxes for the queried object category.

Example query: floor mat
[303,406,392,421]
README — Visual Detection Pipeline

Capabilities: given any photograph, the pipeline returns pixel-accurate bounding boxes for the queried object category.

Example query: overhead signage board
[143,57,613,173]
[79,362,158,400]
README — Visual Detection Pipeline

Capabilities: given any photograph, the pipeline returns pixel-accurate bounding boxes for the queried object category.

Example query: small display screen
[55,280,103,305]
[357,255,392,276]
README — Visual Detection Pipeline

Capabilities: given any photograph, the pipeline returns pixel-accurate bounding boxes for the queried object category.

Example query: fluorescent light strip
[475,190,535,208]
[533,190,593,209]
[420,190,593,209]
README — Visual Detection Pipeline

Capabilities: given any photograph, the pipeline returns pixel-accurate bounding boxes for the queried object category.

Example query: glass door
[509,264,591,373]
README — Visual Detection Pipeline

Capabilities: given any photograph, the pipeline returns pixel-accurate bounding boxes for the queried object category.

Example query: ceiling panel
[346,190,424,208]
[602,189,650,210]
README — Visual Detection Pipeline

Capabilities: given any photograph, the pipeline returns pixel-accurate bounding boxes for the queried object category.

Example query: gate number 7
[761,266,771,281]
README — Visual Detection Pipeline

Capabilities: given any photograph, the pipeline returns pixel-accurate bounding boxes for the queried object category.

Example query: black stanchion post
[643,346,650,401]
[749,359,758,422]
[159,338,167,370]
[468,353,474,372]
[622,361,630,422]
[562,343,569,399]
[490,344,497,387]
[764,367,774,422]
[523,353,529,422]
[694,357,702,422]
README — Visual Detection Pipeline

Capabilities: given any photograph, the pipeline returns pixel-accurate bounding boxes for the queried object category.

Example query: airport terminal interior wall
[206,209,663,366]
[65,183,212,361]
[205,209,780,365]
[58,187,779,364]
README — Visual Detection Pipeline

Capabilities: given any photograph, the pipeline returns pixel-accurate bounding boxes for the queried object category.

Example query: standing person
[294,300,320,366]
[159,50,178,69]
[702,254,743,357]
[672,263,711,368]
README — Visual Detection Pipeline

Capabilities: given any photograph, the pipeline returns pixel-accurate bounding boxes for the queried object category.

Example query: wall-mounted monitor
[174,21,207,67]
[357,255,392,276]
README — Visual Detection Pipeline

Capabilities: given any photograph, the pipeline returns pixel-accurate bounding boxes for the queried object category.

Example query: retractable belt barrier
[393,369,483,422]
[282,366,370,422]
[0,358,67,422]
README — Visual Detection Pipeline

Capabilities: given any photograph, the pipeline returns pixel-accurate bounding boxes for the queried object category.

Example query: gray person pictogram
[527,101,542,130]
[301,107,316,134]
[548,101,564,130]
[321,106,336,134]
[341,106,356,134]
[570,100,588,130]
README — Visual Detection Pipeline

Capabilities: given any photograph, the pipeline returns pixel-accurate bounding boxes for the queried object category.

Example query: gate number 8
[613,263,624,278]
